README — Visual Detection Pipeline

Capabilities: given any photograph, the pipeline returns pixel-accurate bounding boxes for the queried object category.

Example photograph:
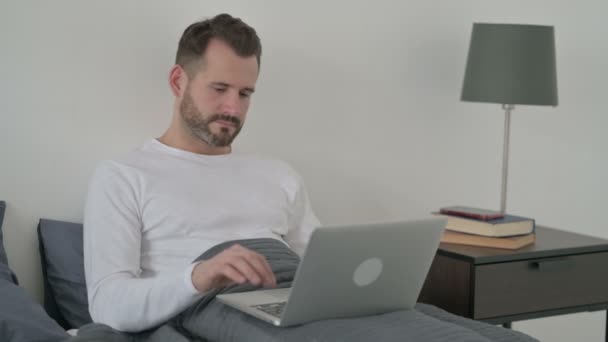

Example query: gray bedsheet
[69,238,538,342]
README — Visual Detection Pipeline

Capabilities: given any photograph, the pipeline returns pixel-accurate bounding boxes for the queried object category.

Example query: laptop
[216,217,446,327]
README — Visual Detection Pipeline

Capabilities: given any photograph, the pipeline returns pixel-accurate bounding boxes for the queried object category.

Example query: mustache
[209,114,241,127]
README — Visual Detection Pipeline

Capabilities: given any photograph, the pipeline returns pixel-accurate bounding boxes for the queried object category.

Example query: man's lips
[213,120,237,127]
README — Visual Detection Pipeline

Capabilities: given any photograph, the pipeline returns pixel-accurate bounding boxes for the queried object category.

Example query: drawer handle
[529,258,573,271]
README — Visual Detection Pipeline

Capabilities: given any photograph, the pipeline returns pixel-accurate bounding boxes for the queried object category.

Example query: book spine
[439,209,503,221]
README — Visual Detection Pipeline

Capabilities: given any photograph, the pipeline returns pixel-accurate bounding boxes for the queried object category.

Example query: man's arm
[84,161,202,332]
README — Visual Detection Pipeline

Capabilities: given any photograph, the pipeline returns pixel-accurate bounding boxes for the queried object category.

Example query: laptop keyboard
[252,301,286,318]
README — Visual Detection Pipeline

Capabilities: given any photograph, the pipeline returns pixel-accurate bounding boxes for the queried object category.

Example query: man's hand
[191,244,277,293]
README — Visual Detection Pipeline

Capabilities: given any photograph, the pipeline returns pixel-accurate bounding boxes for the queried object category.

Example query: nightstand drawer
[473,252,608,319]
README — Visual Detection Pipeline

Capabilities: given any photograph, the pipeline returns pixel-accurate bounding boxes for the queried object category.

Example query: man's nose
[219,91,241,115]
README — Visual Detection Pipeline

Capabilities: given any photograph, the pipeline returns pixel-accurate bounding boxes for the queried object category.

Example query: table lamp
[461,23,558,214]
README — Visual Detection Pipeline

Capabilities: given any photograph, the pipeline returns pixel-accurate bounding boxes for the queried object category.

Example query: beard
[179,90,242,147]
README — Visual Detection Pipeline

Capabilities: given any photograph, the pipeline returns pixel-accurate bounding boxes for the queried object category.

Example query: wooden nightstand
[418,226,608,341]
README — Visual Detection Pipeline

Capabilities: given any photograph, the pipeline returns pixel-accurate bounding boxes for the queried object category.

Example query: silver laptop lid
[280,217,446,326]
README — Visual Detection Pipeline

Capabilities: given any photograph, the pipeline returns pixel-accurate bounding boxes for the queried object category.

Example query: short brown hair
[175,13,262,76]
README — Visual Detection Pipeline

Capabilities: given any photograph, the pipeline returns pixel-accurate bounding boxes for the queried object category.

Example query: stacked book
[434,206,536,250]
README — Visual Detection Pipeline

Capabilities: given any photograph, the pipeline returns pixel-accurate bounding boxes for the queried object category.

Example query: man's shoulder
[92,140,157,177]
[90,159,139,185]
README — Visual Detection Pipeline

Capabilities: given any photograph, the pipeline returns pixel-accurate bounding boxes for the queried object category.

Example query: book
[434,213,535,237]
[441,230,535,250]
[439,206,504,221]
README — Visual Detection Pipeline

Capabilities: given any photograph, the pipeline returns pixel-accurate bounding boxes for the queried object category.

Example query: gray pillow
[0,280,69,342]
[0,201,18,284]
[38,219,92,329]
[0,203,68,342]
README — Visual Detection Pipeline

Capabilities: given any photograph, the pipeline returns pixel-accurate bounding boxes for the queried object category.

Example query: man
[84,13,319,333]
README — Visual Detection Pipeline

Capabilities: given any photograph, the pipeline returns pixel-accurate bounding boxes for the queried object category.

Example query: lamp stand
[500,104,515,214]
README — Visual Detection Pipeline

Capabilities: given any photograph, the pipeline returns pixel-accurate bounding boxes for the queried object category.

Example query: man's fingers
[219,245,276,287]
[247,254,276,287]
[237,249,276,287]
[218,263,247,285]
[228,257,263,285]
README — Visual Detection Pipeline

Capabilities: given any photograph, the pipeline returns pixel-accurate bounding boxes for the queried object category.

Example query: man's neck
[158,128,231,156]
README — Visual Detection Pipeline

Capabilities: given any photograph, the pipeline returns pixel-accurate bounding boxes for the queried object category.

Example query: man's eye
[213,87,226,93]
[239,92,251,98]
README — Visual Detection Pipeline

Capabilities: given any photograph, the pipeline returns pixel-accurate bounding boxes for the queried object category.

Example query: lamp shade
[461,23,558,106]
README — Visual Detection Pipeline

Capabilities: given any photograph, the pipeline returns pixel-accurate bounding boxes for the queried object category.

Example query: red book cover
[439,206,505,221]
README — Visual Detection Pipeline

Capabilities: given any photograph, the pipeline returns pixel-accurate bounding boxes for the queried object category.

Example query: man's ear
[169,65,188,97]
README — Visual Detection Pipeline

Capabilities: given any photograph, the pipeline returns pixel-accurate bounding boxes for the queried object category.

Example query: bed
[0,207,539,341]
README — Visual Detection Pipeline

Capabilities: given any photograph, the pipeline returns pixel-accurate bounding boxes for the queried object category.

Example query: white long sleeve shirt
[83,139,319,332]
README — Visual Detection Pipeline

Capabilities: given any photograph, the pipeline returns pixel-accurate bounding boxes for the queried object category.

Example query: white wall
[1,1,606,340]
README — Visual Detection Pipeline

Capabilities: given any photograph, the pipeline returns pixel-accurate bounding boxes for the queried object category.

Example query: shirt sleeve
[283,170,320,257]
[84,161,203,332]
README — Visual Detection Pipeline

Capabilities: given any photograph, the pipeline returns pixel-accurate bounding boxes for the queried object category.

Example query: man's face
[180,39,259,147]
